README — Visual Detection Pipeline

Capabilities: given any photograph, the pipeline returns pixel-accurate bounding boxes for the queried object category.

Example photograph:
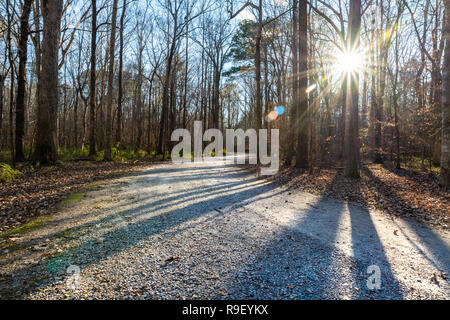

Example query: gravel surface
[0,161,449,300]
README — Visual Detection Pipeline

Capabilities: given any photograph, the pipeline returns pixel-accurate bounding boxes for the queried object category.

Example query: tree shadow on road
[363,167,450,275]
[222,172,404,300]
[0,164,290,299]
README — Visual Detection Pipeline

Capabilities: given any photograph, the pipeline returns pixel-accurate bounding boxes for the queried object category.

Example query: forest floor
[271,163,450,230]
[0,160,448,300]
[0,161,147,234]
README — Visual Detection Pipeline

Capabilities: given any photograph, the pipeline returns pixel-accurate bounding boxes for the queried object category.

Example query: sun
[334,49,364,75]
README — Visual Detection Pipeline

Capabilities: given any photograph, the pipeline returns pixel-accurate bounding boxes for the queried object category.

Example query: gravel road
[0,161,449,300]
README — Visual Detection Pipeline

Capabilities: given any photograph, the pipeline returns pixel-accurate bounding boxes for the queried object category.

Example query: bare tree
[116,0,127,146]
[34,0,63,164]
[345,0,361,178]
[295,0,309,169]
[441,0,450,187]
[104,0,119,161]
[89,0,97,157]
[14,0,32,162]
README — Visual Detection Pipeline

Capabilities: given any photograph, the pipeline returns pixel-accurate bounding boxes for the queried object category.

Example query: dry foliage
[0,161,144,233]
[272,164,450,229]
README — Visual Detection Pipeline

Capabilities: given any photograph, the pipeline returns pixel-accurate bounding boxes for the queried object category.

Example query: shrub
[0,163,23,182]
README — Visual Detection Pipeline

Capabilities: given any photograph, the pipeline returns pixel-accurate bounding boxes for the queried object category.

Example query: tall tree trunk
[369,4,377,162]
[6,0,15,164]
[15,0,32,162]
[34,0,63,165]
[374,0,386,164]
[345,0,361,178]
[255,0,263,136]
[104,0,119,161]
[147,70,156,152]
[182,11,189,129]
[286,0,298,165]
[0,74,5,145]
[441,0,450,188]
[295,0,309,169]
[394,95,401,169]
[158,46,175,156]
[89,0,97,157]
[135,45,144,151]
[116,0,126,147]
[263,44,269,130]
[212,66,220,129]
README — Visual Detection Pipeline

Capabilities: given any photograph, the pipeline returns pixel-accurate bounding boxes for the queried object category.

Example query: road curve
[0,161,449,300]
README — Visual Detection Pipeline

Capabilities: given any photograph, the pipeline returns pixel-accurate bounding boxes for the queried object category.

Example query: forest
[0,0,448,183]
[0,0,449,302]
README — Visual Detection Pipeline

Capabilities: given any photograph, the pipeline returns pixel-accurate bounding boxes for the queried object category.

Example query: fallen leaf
[431,273,438,283]
[165,256,180,263]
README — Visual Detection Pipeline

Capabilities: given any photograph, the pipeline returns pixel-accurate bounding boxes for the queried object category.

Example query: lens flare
[268,110,278,122]
[334,49,363,75]
[275,106,285,116]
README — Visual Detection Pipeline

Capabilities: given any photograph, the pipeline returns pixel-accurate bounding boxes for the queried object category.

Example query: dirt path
[0,162,449,299]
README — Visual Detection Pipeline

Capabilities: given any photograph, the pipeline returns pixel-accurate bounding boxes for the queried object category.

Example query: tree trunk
[34,0,63,165]
[0,74,5,145]
[15,0,32,162]
[6,0,15,165]
[255,0,263,135]
[158,45,175,156]
[441,0,450,188]
[104,0,119,161]
[89,0,97,157]
[212,66,220,129]
[345,0,361,178]
[295,0,309,169]
[116,0,126,147]
[286,0,298,165]
[374,1,386,164]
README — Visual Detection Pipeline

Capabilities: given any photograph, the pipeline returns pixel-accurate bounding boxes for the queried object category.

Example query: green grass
[112,147,156,162]
[58,192,85,206]
[404,156,440,174]
[86,180,104,189]
[1,146,161,165]
[59,146,158,162]
[56,227,79,239]
[0,217,48,239]
[58,147,90,161]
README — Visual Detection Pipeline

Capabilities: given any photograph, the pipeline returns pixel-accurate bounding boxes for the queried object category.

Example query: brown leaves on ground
[0,161,144,234]
[272,164,449,229]
[165,256,181,263]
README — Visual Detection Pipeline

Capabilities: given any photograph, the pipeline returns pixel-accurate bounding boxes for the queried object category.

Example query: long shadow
[223,172,404,299]
[128,168,258,185]
[364,167,450,274]
[52,171,263,226]
[124,164,251,178]
[0,170,266,266]
[348,184,404,299]
[222,174,348,299]
[0,166,285,299]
